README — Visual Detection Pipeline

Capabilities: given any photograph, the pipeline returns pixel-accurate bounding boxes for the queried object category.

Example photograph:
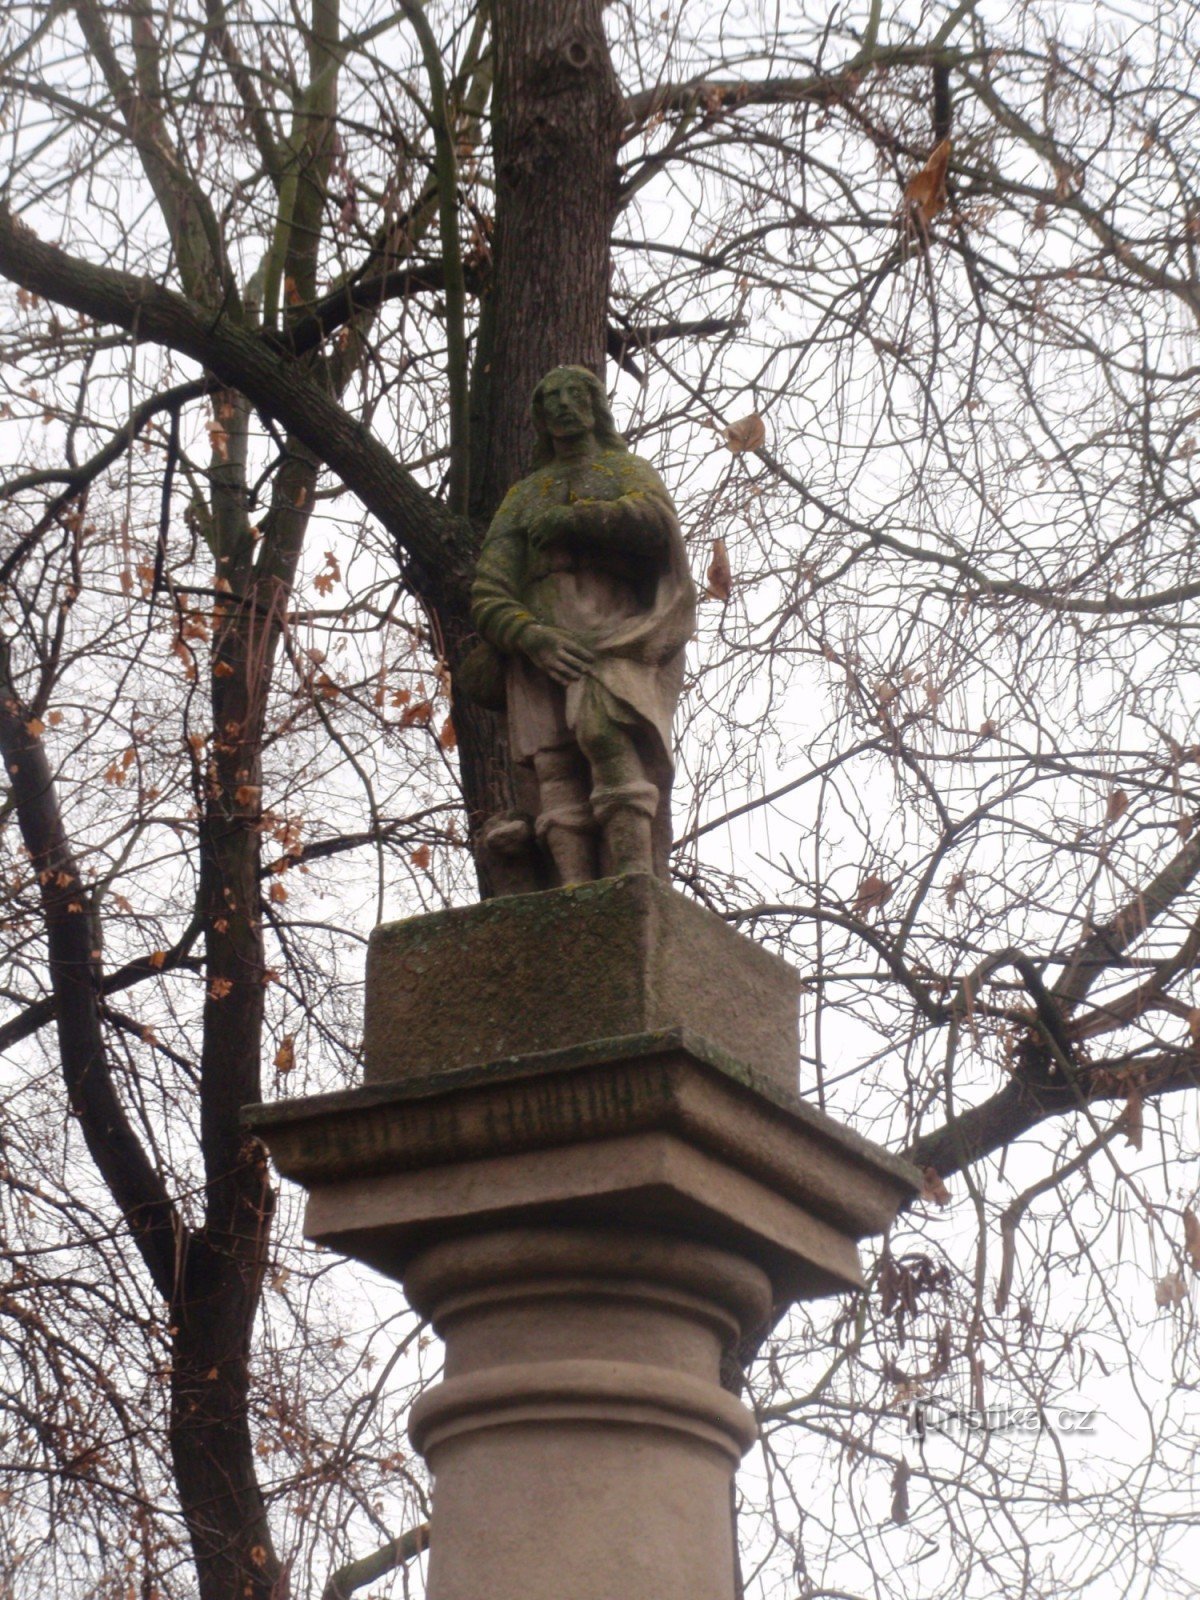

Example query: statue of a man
[471,366,696,884]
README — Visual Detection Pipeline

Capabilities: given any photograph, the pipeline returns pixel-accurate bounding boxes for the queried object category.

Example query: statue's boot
[592,783,659,876]
[533,747,598,885]
[541,819,598,885]
[601,807,654,875]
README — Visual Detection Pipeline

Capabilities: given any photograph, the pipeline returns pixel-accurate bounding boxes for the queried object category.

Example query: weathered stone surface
[402,1227,765,1600]
[246,1030,918,1299]
[364,873,802,1102]
[470,364,697,884]
[246,890,922,1600]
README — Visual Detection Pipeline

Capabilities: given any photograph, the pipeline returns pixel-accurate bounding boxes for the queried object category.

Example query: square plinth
[246,1032,921,1303]
[364,875,802,1104]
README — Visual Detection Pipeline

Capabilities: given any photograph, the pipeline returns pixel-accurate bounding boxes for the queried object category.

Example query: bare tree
[2,0,1200,1595]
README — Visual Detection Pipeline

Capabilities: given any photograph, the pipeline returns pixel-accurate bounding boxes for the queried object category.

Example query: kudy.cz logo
[907,1397,1098,1439]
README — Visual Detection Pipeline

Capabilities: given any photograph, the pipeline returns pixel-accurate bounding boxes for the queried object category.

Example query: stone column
[247,876,918,1600]
[405,1227,765,1600]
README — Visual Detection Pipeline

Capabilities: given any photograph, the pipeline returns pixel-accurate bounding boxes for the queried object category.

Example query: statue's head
[531,365,627,466]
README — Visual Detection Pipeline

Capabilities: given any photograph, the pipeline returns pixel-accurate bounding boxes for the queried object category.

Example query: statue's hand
[521,624,595,686]
[529,505,578,551]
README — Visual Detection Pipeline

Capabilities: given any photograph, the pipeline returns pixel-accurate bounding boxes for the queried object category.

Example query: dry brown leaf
[889,1459,911,1526]
[904,138,952,226]
[24,717,44,737]
[234,784,261,809]
[400,698,434,729]
[1176,815,1194,841]
[853,873,893,916]
[921,1166,951,1207]
[944,871,966,909]
[313,551,340,595]
[172,639,197,681]
[979,718,998,738]
[438,715,458,751]
[411,844,431,870]
[274,1035,296,1074]
[1121,1087,1143,1151]
[706,538,732,601]
[722,413,766,453]
[1156,1271,1186,1308]
[268,881,288,904]
[1184,1207,1200,1271]
[209,977,233,1000]
[1106,787,1129,824]
[148,949,167,969]
[206,418,229,462]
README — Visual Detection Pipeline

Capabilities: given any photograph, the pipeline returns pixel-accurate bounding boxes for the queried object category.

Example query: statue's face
[537,371,596,443]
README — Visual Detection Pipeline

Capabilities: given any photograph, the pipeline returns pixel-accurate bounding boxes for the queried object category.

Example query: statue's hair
[530,365,627,467]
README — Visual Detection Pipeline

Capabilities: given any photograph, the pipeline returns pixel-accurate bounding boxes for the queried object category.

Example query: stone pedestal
[246,877,918,1600]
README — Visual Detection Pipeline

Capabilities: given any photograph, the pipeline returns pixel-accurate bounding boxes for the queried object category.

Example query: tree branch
[0,378,209,584]
[0,205,470,601]
[400,0,469,514]
[906,1050,1200,1179]
[0,935,203,1056]
[0,633,180,1300]
[1050,828,1200,1012]
[622,44,978,127]
[322,1522,429,1600]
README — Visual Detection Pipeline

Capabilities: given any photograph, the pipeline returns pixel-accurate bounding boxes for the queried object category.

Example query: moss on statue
[466,367,696,889]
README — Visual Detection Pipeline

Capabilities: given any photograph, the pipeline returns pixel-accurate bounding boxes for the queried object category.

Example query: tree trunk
[469,0,623,522]
[165,432,319,1599]
[446,0,623,885]
[170,1232,279,1600]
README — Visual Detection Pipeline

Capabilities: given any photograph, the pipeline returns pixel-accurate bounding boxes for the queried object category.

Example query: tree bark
[0,206,466,591]
[0,636,179,1300]
[469,0,624,522]
[443,0,624,877]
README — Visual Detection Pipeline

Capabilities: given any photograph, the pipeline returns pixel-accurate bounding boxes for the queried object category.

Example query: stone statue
[468,366,696,885]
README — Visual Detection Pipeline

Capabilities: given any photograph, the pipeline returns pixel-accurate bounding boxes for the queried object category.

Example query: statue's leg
[532,745,598,885]
[576,713,658,877]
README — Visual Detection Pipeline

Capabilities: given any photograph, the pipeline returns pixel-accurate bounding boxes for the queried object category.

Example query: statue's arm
[532,462,677,562]
[568,489,675,557]
[471,499,538,654]
[472,495,595,685]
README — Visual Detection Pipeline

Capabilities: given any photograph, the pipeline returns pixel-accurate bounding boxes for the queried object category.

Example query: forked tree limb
[0,204,470,602]
[906,1050,1199,1179]
[0,633,180,1300]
